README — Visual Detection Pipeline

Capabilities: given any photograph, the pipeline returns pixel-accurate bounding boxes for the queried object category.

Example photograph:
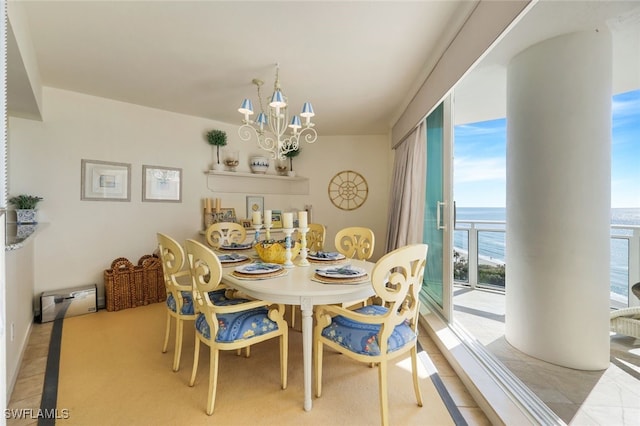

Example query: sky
[454,89,640,208]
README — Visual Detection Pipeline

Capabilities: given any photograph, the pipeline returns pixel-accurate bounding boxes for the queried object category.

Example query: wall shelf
[205,170,309,195]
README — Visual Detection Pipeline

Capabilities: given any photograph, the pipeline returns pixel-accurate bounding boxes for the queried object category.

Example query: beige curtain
[385,121,426,252]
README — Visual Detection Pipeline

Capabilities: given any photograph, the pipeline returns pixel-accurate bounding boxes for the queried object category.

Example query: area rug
[48,303,463,425]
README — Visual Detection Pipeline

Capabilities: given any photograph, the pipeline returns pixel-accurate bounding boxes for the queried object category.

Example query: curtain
[385,121,426,252]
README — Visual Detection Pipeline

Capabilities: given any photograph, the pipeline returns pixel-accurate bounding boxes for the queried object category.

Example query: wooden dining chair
[334,226,375,308]
[290,223,326,328]
[184,239,288,415]
[157,233,198,372]
[205,222,247,249]
[334,226,375,260]
[306,223,326,252]
[314,243,428,426]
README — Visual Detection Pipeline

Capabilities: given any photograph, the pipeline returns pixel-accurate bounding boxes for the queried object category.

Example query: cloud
[454,156,506,183]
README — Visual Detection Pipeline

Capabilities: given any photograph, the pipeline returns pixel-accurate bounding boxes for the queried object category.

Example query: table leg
[301,297,313,411]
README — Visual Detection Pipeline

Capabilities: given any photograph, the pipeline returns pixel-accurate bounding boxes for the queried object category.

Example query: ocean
[454,207,640,301]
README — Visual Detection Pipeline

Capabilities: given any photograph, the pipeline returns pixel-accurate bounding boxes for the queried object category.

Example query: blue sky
[454,89,640,208]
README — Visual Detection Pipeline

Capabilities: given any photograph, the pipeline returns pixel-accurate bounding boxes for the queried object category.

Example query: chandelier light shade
[238,64,317,160]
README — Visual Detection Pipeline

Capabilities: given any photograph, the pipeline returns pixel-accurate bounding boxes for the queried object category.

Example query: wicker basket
[104,254,166,311]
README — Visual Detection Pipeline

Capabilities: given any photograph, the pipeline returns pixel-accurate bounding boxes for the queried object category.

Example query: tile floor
[453,286,640,425]
[7,316,490,425]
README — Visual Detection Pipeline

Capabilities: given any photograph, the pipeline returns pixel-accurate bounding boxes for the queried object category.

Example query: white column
[506,30,612,370]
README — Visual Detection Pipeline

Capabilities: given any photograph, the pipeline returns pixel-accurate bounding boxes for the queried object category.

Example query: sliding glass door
[422,98,454,319]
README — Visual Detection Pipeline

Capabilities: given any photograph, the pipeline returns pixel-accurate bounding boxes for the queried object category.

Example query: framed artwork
[209,208,237,224]
[142,165,182,202]
[271,209,283,229]
[246,196,264,218]
[81,159,131,201]
[240,219,253,229]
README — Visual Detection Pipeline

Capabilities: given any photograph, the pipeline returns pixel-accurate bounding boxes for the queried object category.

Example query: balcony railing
[454,220,640,308]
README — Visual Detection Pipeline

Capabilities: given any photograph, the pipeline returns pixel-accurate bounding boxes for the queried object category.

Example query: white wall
[8,87,391,309]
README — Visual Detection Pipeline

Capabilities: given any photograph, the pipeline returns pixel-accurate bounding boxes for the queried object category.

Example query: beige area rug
[56,303,457,425]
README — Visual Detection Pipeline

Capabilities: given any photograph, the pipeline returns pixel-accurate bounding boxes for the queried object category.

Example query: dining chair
[307,223,326,252]
[314,243,429,426]
[334,226,375,308]
[290,223,327,328]
[334,226,375,260]
[157,233,198,372]
[205,222,247,249]
[184,239,288,415]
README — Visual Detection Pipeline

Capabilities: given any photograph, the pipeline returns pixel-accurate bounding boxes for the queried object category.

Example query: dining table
[220,256,375,412]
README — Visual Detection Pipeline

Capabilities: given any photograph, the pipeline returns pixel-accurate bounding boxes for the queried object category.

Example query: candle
[283,212,293,229]
[264,210,272,225]
[204,198,212,213]
[252,211,262,225]
[215,198,221,212]
[298,211,308,228]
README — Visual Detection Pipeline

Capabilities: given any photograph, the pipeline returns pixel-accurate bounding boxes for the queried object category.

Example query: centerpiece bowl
[255,241,301,264]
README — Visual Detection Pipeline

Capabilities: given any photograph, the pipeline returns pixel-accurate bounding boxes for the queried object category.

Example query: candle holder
[264,224,273,241]
[282,227,296,269]
[252,224,263,244]
[297,226,310,266]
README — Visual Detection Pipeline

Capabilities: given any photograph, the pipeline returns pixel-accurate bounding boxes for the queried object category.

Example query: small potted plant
[284,147,300,177]
[9,194,44,224]
[206,129,227,171]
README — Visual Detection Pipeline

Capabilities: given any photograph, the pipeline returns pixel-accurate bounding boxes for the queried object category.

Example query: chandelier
[238,64,317,160]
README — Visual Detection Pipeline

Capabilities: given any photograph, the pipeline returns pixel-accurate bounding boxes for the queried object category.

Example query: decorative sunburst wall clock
[328,170,368,211]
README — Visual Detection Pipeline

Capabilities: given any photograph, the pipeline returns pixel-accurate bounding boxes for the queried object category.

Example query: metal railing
[454,220,640,307]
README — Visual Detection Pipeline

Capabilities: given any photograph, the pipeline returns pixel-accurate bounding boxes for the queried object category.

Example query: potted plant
[9,194,44,224]
[284,147,300,177]
[206,129,227,171]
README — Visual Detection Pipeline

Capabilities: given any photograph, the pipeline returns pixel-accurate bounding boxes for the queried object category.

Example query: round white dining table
[221,258,375,411]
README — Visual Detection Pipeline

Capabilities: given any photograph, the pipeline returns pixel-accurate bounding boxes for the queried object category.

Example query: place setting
[216,252,251,267]
[312,264,369,284]
[218,242,254,252]
[230,262,288,280]
[307,251,347,264]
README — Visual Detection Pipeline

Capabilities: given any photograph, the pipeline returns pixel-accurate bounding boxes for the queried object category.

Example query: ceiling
[7,1,640,134]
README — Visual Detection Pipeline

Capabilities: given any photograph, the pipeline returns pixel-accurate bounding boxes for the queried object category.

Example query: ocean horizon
[454,207,640,301]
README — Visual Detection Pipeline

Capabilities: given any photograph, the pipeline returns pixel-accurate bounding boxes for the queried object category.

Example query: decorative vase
[223,150,240,172]
[16,209,37,224]
[275,159,288,176]
[249,156,269,174]
[212,163,225,171]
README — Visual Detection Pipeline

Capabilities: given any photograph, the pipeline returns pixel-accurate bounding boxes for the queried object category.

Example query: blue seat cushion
[166,291,194,315]
[320,305,416,356]
[195,307,279,342]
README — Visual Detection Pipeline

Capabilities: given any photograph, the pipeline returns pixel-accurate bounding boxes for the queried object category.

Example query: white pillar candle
[283,212,293,229]
[252,211,262,225]
[298,211,308,228]
[264,210,272,225]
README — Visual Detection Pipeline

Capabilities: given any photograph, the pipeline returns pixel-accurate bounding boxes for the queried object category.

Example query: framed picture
[209,208,237,224]
[271,209,283,229]
[142,165,182,202]
[240,219,253,229]
[246,196,264,218]
[81,159,131,201]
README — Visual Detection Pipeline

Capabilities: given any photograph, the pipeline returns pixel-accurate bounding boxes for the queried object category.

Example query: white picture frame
[142,165,182,202]
[81,159,131,201]
[246,196,264,218]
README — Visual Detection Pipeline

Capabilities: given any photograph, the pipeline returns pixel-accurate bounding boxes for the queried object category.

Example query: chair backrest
[371,244,428,352]
[157,232,185,286]
[205,222,247,249]
[184,239,226,336]
[334,226,375,260]
[307,223,326,252]
[157,233,191,306]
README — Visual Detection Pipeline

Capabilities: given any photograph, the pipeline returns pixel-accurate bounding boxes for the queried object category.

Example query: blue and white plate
[308,251,346,261]
[218,253,249,263]
[219,243,253,251]
[315,265,366,279]
[235,262,283,275]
